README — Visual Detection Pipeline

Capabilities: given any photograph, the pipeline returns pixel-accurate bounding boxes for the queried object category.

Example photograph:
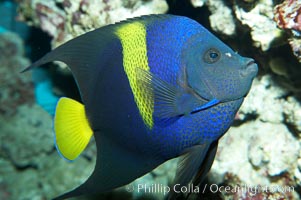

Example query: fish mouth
[240,59,258,78]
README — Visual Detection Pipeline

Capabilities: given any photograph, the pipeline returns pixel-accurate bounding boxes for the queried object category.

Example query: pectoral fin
[54,97,93,161]
[136,68,217,126]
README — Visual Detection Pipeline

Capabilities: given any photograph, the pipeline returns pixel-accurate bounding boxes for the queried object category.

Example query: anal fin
[193,141,218,186]
[53,133,162,200]
[168,142,218,199]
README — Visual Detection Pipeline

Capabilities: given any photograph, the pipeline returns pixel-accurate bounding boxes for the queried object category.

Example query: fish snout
[239,58,258,78]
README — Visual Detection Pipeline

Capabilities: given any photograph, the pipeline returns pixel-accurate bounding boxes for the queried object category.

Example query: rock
[209,75,301,199]
[17,0,168,48]
[0,31,32,117]
[239,75,287,124]
[234,0,281,51]
[274,0,301,62]
[207,0,236,36]
[11,1,301,199]
[129,158,178,199]
[190,0,206,8]
[210,120,299,199]
[0,30,96,200]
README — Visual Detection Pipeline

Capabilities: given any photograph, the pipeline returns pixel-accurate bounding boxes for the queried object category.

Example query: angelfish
[23,14,258,199]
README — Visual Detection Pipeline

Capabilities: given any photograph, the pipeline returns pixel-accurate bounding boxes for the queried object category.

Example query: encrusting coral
[17,0,168,48]
[7,0,301,199]
[274,0,301,62]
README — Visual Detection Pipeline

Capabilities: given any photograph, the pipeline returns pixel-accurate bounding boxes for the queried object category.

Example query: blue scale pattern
[144,16,244,159]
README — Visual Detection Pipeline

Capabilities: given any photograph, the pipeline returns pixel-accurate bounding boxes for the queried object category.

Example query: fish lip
[246,59,255,67]
[240,59,258,78]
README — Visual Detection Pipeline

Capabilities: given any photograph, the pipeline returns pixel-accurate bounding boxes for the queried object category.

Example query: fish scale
[22,14,257,199]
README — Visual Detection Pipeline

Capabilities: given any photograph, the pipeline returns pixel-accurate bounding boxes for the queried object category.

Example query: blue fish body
[23,15,258,199]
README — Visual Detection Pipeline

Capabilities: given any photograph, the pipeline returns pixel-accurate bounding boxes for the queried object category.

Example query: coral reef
[190,0,206,8]
[0,31,32,117]
[128,73,301,199]
[274,0,301,62]
[129,158,178,200]
[192,0,282,50]
[0,30,95,200]
[17,0,168,48]
[274,0,301,34]
[177,1,301,103]
[9,0,301,200]
[208,74,301,199]
[234,0,281,51]
[207,0,236,36]
[191,0,301,99]
[17,0,301,91]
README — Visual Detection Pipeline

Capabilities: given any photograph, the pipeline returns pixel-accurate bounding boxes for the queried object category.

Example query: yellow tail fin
[54,97,93,160]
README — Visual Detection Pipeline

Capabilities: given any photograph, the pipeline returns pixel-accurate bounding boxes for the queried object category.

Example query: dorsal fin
[21,14,176,104]
[22,24,118,103]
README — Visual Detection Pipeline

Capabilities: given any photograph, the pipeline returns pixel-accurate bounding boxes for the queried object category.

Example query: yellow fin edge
[54,97,93,161]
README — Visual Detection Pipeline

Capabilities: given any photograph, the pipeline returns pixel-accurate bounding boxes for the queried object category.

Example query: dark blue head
[181,30,258,102]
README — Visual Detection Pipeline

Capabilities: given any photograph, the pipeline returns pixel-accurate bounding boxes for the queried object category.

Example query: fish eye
[203,48,221,64]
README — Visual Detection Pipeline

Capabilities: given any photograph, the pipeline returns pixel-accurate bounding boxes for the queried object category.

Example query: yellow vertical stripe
[115,22,154,128]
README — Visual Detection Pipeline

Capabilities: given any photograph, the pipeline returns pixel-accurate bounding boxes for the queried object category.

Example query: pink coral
[274,0,301,62]
[274,0,301,34]
[35,3,66,43]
